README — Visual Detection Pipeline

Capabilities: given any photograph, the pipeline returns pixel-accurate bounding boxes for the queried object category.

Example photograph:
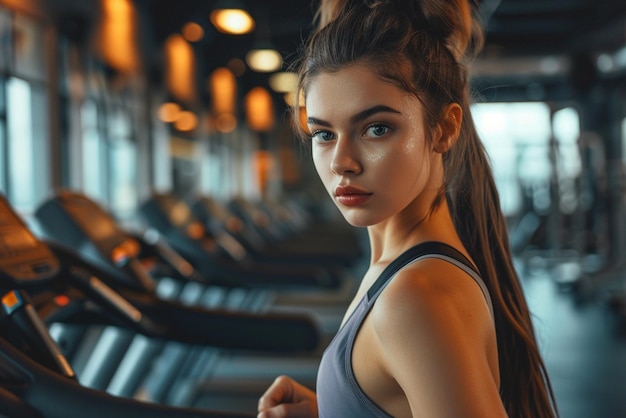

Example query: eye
[364,123,390,138]
[310,129,335,143]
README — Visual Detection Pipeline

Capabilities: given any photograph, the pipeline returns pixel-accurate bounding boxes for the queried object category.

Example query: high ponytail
[300,1,559,417]
[316,0,483,62]
[418,0,483,62]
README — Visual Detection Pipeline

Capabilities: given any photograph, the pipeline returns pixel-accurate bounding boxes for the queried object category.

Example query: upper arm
[372,259,505,418]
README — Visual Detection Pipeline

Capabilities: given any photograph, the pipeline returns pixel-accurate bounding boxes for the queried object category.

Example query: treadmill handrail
[0,337,255,418]
[41,248,321,352]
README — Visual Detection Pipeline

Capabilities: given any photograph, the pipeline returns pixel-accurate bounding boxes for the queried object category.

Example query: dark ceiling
[49,0,626,96]
[132,0,626,104]
[482,0,626,55]
[139,0,626,58]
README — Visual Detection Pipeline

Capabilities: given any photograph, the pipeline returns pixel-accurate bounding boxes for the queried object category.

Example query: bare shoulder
[368,257,503,416]
[372,256,493,335]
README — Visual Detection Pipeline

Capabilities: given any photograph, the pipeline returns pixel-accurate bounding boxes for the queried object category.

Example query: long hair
[295,1,558,417]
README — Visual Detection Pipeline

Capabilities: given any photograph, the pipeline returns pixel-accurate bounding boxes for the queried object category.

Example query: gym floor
[522,262,626,418]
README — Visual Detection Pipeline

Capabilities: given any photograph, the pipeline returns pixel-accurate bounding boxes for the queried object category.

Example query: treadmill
[0,194,264,418]
[32,192,328,410]
[0,194,319,414]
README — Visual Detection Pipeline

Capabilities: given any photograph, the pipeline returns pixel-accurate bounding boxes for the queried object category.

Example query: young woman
[258,0,558,417]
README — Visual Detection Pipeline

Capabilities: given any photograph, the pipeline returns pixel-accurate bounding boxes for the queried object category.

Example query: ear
[432,103,462,154]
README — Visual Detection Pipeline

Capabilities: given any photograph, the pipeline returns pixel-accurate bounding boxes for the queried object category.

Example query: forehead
[304,64,420,118]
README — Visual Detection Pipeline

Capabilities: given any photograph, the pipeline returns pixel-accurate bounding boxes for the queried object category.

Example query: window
[107,104,138,221]
[81,99,107,199]
[0,9,49,214]
[552,107,581,214]
[6,76,49,214]
[472,102,552,217]
[0,77,6,193]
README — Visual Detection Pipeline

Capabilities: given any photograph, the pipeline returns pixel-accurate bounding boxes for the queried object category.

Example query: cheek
[364,137,425,178]
[311,146,323,175]
[312,148,332,187]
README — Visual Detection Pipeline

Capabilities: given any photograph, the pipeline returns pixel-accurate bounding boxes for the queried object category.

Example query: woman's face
[305,63,443,228]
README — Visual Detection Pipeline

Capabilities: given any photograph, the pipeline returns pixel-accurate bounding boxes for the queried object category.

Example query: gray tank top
[316,242,494,418]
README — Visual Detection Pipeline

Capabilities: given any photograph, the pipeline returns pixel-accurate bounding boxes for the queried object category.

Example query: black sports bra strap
[366,241,479,300]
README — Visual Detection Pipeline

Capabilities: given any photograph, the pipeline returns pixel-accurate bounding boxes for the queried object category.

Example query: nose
[330,137,362,175]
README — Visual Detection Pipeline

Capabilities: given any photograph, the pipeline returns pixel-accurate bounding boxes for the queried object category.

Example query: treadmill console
[0,196,60,284]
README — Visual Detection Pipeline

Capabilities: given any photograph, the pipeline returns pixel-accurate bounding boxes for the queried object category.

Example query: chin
[340,212,377,228]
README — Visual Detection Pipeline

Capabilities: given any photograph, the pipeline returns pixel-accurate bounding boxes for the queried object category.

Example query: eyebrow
[307,104,402,126]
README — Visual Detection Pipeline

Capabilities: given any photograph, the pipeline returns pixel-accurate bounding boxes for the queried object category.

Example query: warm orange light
[97,0,138,73]
[175,111,198,131]
[111,246,129,265]
[210,67,237,115]
[171,202,190,226]
[165,34,196,102]
[186,222,206,240]
[111,239,139,264]
[245,87,275,132]
[1,0,34,11]
[269,72,298,93]
[254,150,274,194]
[283,92,295,107]
[158,102,181,123]
[216,113,237,133]
[122,239,140,257]
[182,22,204,42]
[227,58,246,77]
[298,106,309,134]
[1,291,20,311]
[54,295,71,307]
[246,49,283,72]
[210,9,255,35]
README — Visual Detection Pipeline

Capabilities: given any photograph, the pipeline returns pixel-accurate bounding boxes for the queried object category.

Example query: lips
[334,185,372,206]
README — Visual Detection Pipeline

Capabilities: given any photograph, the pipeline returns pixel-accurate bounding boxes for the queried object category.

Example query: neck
[367,197,464,267]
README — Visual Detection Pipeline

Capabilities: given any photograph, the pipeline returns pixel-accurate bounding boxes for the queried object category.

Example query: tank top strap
[366,241,494,320]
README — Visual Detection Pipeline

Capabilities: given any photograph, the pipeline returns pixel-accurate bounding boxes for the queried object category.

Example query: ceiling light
[182,22,204,42]
[245,87,275,132]
[210,2,255,35]
[158,102,181,123]
[216,113,237,133]
[175,111,198,131]
[283,92,295,107]
[246,48,282,72]
[209,67,237,114]
[269,71,298,93]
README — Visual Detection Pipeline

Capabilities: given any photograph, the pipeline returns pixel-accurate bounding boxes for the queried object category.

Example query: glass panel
[472,102,552,217]
[30,82,50,205]
[0,77,5,193]
[6,77,34,210]
[108,107,137,221]
[553,107,581,215]
[0,7,10,71]
[81,100,106,200]
[13,13,46,81]
[0,119,5,193]
[553,107,581,177]
[110,138,137,221]
[151,118,172,191]
[5,77,49,213]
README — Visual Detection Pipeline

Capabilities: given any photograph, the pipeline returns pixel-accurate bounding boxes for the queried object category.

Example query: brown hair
[296,1,558,417]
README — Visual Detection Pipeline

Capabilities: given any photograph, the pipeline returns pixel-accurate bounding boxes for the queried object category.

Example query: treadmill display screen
[0,197,60,283]
[0,205,39,253]
[61,195,121,243]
